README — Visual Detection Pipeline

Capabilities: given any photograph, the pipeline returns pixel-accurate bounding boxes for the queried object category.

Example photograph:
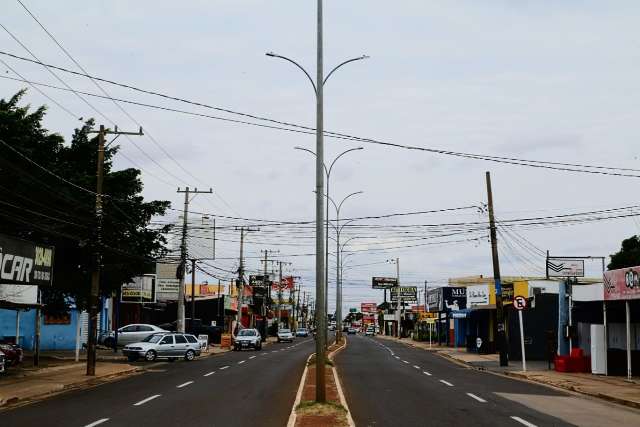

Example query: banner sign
[224,296,238,311]
[0,234,54,286]
[427,288,442,311]
[390,286,418,302]
[372,277,398,289]
[272,276,295,290]
[0,284,38,305]
[547,259,585,277]
[468,284,490,307]
[604,266,640,301]
[156,262,180,300]
[121,274,156,303]
[442,287,467,311]
[361,302,377,313]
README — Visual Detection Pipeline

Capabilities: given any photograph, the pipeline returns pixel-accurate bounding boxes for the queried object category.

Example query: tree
[608,235,640,270]
[0,90,171,311]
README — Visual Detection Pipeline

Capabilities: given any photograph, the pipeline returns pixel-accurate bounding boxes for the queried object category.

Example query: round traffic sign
[476,337,482,348]
[514,295,527,310]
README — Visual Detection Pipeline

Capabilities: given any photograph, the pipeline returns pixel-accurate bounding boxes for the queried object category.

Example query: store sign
[442,287,467,311]
[272,276,295,290]
[547,259,585,278]
[361,302,377,313]
[372,277,397,289]
[0,284,38,305]
[604,266,640,301]
[383,314,396,321]
[390,286,418,302]
[0,234,54,286]
[224,296,238,311]
[427,288,442,311]
[121,275,156,304]
[250,275,271,287]
[468,284,490,307]
[156,262,180,300]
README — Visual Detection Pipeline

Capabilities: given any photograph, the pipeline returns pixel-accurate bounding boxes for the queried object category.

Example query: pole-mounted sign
[514,295,527,310]
[514,294,527,372]
[546,258,585,278]
[371,276,397,289]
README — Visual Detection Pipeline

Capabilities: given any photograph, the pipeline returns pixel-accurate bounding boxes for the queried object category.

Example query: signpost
[514,295,528,372]
[390,286,418,302]
[546,258,585,278]
[371,277,397,289]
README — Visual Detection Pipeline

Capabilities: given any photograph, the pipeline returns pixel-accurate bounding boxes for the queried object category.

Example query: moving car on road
[277,328,294,343]
[122,332,201,362]
[365,326,375,336]
[296,328,309,337]
[104,324,167,348]
[234,328,262,351]
[347,327,357,335]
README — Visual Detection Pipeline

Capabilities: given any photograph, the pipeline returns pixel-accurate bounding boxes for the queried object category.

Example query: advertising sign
[427,288,442,311]
[0,234,54,286]
[547,259,585,277]
[156,262,180,300]
[372,277,398,289]
[121,275,156,303]
[361,302,377,313]
[390,286,418,302]
[272,276,295,290]
[224,296,238,311]
[603,266,640,301]
[0,284,38,305]
[467,284,490,307]
[250,275,271,287]
[442,287,467,311]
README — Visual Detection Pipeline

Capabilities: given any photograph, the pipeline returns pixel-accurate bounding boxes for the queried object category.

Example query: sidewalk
[378,335,640,409]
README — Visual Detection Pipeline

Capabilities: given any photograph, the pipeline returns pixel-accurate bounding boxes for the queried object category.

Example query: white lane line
[203,371,215,377]
[262,352,268,355]
[394,356,400,359]
[466,393,487,403]
[249,355,256,359]
[402,360,410,364]
[84,419,109,427]
[220,365,229,370]
[133,394,161,406]
[439,380,454,387]
[423,371,432,376]
[510,416,537,427]
[238,360,246,365]
[272,350,278,353]
[413,365,420,370]
[177,381,194,388]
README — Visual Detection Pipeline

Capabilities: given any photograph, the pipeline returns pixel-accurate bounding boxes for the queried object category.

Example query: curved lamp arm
[294,146,329,177]
[328,147,364,178]
[324,55,369,86]
[337,191,364,217]
[266,52,317,95]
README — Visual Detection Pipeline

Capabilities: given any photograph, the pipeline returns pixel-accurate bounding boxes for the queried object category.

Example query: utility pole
[234,227,259,333]
[86,125,142,376]
[176,187,213,333]
[395,258,401,338]
[191,259,197,322]
[296,285,301,330]
[486,171,508,367]
[260,249,277,338]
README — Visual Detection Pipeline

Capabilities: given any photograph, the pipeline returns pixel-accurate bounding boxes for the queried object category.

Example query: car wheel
[103,337,115,348]
[277,338,281,343]
[145,350,157,362]
[127,355,138,362]
[255,344,261,351]
[185,350,196,361]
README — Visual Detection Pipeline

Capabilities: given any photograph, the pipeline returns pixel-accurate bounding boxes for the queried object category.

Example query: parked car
[0,342,23,367]
[328,324,336,331]
[347,327,357,335]
[0,350,6,374]
[158,318,222,344]
[296,328,309,337]
[234,328,262,351]
[122,332,201,362]
[365,326,375,336]
[277,328,294,343]
[104,324,168,348]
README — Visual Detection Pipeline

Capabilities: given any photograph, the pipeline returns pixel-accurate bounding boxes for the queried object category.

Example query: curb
[330,338,355,427]
[286,353,314,427]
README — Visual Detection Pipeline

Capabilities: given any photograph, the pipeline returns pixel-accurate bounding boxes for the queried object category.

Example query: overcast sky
[2,1,640,313]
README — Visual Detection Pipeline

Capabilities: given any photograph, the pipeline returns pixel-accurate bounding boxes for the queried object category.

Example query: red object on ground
[555,349,591,373]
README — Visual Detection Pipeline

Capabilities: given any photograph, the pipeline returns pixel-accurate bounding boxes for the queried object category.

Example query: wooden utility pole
[234,227,258,333]
[86,125,142,376]
[486,171,508,367]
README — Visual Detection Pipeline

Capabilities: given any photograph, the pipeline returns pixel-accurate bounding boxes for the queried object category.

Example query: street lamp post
[267,3,367,401]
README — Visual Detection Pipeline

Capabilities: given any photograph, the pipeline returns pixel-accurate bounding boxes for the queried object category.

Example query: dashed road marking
[272,350,278,353]
[402,360,410,364]
[220,365,229,370]
[394,356,400,359]
[249,355,256,359]
[413,365,420,370]
[262,352,268,355]
[204,371,215,377]
[423,371,432,376]
[238,360,246,365]
[133,394,161,406]
[510,416,537,427]
[466,393,486,403]
[177,381,194,388]
[439,380,454,387]
[84,419,109,427]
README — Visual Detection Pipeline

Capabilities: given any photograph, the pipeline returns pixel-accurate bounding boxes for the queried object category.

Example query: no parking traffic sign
[514,295,527,311]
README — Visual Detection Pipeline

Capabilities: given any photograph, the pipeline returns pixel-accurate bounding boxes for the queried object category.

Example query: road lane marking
[466,393,486,403]
[220,365,229,370]
[272,350,278,353]
[204,371,215,377]
[510,416,537,427]
[84,419,109,427]
[133,394,161,406]
[439,380,454,387]
[423,371,432,376]
[249,355,256,359]
[394,356,400,359]
[177,381,194,388]
[402,360,409,364]
[238,360,246,364]
[262,352,268,355]
[413,365,420,370]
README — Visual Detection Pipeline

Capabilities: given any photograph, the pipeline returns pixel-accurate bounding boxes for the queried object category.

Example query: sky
[2,1,640,313]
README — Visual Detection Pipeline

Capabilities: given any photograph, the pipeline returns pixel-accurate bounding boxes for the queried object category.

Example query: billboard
[250,275,272,287]
[0,234,54,286]
[361,302,377,313]
[604,266,640,301]
[547,259,585,277]
[390,286,418,302]
[442,287,467,311]
[273,276,295,290]
[121,274,156,303]
[372,277,397,289]
[156,262,180,300]
[467,284,491,307]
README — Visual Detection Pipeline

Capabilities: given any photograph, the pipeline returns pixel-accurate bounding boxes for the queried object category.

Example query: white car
[0,350,5,374]
[104,324,168,348]
[123,332,202,362]
[365,327,375,336]
[277,328,295,343]
[234,329,262,351]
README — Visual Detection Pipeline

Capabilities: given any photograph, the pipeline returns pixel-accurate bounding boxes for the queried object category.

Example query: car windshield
[238,330,256,336]
[298,328,307,332]
[279,329,291,334]
[142,334,164,343]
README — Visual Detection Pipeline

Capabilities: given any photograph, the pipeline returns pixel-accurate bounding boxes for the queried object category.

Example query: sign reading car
[0,233,54,286]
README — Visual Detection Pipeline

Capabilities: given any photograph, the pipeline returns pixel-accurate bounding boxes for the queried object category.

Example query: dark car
[0,342,23,367]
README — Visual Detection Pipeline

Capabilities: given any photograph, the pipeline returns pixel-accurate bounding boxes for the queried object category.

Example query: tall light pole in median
[295,146,364,343]
[267,1,368,402]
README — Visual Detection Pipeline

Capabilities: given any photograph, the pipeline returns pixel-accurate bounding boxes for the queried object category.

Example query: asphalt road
[336,335,640,427]
[1,337,315,427]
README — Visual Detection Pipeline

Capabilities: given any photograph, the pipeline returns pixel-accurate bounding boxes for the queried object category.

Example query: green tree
[608,235,640,270]
[0,90,171,311]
